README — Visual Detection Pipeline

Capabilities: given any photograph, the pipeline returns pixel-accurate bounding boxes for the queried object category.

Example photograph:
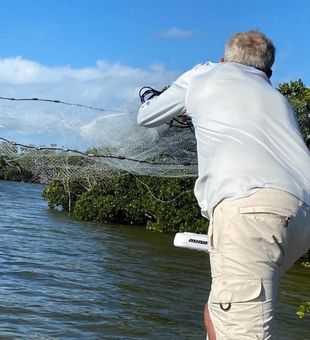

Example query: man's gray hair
[224,30,275,73]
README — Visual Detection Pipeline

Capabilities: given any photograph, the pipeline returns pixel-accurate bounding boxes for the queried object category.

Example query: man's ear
[219,57,225,63]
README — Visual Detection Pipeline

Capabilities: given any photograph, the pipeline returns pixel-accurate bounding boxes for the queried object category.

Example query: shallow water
[0,180,308,339]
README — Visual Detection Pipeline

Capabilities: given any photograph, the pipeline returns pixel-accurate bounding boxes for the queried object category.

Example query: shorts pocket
[239,205,294,219]
[239,206,291,266]
[209,275,262,303]
[208,276,265,339]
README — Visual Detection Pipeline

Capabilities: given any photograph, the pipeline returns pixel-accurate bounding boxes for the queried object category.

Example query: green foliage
[3,167,33,182]
[74,175,150,224]
[42,180,86,211]
[0,155,7,167]
[43,181,69,210]
[44,175,208,233]
[0,157,34,182]
[0,153,36,182]
[278,80,310,140]
[297,301,310,319]
[143,176,207,233]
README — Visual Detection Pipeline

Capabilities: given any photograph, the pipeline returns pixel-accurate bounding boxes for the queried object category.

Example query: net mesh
[0,99,198,183]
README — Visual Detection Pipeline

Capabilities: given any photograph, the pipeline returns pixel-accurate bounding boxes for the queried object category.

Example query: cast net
[0,94,197,183]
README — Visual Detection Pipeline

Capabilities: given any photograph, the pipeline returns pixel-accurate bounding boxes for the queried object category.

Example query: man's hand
[178,115,188,124]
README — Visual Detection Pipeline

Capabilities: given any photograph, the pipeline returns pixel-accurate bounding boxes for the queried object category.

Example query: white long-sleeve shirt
[137,62,310,218]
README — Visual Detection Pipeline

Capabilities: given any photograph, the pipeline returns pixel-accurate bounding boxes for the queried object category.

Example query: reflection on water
[0,180,308,339]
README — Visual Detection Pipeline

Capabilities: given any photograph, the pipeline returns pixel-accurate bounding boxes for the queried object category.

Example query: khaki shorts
[207,188,310,340]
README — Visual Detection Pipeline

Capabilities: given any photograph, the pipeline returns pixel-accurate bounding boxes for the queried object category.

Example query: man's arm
[137,68,193,128]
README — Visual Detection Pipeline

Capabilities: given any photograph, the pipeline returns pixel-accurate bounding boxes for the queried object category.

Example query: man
[137,30,310,339]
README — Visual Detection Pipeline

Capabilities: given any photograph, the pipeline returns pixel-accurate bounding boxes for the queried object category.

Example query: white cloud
[0,57,178,106]
[160,27,195,39]
[0,57,180,148]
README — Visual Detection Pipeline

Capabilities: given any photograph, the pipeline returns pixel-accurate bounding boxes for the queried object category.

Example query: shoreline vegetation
[0,80,309,318]
[0,156,38,183]
[43,175,207,233]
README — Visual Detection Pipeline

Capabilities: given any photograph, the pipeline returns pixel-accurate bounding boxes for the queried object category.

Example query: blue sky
[0,0,308,147]
[0,0,308,84]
